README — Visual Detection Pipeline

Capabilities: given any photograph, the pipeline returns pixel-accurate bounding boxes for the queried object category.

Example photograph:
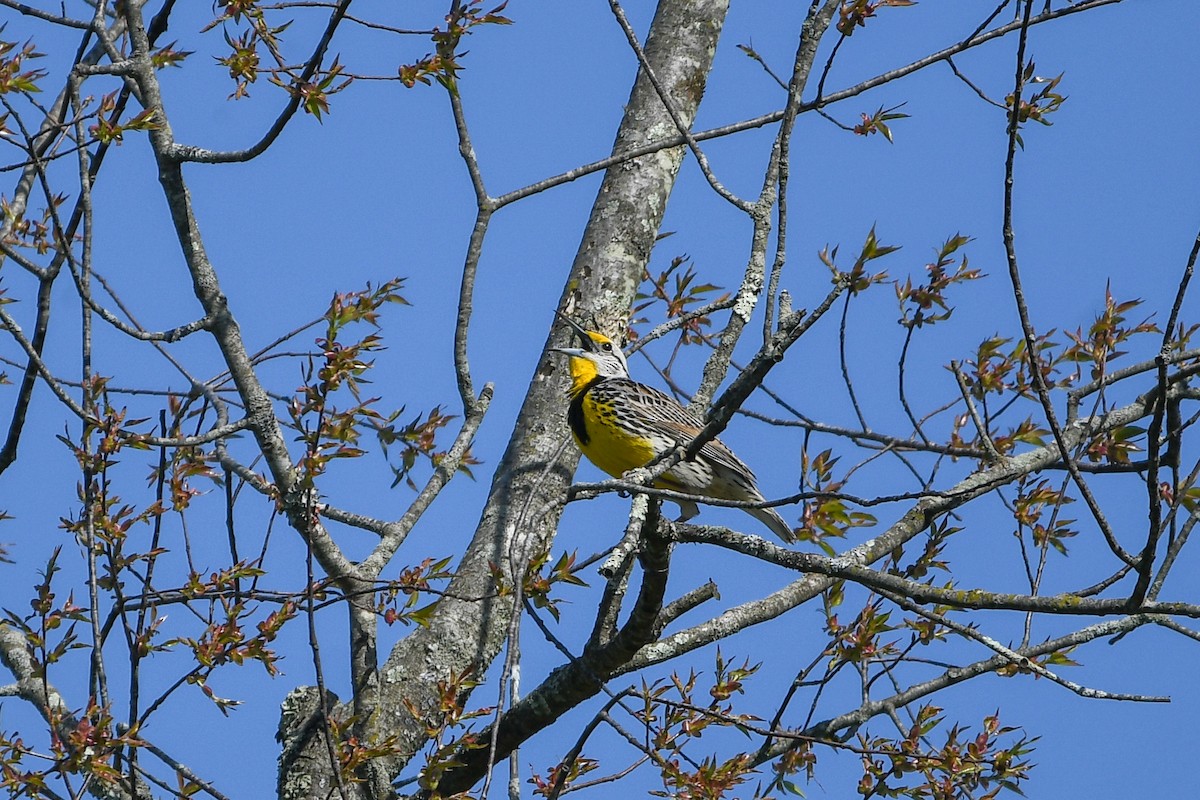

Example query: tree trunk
[275,0,732,796]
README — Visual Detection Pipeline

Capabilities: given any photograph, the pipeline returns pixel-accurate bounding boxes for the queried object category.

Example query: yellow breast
[574,391,658,478]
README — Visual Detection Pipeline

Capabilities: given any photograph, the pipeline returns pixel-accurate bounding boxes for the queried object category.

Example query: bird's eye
[601,342,612,352]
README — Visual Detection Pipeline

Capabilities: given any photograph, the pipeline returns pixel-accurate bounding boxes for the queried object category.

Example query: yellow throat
[563,350,601,396]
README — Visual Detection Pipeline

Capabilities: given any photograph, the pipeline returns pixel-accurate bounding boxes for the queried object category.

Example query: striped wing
[611,379,762,498]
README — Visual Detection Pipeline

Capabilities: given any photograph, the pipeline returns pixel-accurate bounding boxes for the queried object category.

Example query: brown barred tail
[748,506,796,544]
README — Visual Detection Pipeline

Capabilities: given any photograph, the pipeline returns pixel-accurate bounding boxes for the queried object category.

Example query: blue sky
[1,1,1198,798]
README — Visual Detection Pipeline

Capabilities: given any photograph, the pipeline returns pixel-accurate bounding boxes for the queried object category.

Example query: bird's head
[552,312,631,391]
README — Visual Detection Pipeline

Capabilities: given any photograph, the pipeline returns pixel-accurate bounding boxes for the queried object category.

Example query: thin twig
[998,0,1133,569]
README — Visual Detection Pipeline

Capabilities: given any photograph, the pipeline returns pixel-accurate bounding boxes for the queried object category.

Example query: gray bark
[339,0,731,794]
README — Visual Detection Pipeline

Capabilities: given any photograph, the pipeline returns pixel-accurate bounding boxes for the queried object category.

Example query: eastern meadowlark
[553,315,796,543]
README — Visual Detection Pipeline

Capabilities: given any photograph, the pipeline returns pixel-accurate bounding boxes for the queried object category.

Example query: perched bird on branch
[553,314,795,543]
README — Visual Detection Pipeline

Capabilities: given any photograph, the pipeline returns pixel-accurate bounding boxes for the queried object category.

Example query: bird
[552,314,796,543]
